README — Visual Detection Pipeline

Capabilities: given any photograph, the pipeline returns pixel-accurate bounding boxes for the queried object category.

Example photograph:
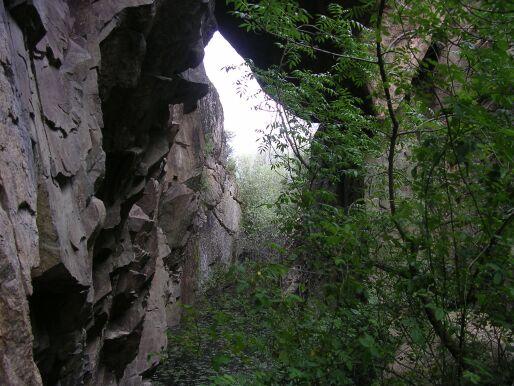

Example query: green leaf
[463,370,481,384]
[212,354,231,372]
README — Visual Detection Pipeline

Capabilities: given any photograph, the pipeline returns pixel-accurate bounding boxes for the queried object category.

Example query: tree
[157,1,514,384]
[236,154,288,261]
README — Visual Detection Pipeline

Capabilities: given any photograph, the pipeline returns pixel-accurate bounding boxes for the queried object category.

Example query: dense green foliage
[236,155,287,260]
[159,0,513,384]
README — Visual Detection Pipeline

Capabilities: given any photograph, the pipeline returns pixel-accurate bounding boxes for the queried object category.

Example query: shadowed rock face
[214,0,371,88]
[214,0,337,71]
[0,0,239,384]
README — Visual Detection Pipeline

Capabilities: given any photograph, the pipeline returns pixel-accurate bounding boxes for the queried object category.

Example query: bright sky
[204,32,273,156]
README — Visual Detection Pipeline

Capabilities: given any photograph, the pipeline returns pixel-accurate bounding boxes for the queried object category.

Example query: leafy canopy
[156,0,513,385]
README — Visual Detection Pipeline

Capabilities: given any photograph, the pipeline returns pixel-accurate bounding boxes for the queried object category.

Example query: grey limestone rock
[0,0,240,384]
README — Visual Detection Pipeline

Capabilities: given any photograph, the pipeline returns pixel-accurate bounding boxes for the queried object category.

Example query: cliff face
[0,1,240,385]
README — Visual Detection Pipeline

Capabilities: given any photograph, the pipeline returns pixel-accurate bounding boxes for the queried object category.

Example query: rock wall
[0,0,239,384]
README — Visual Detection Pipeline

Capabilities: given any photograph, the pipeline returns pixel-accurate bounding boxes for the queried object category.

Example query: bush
[236,154,288,261]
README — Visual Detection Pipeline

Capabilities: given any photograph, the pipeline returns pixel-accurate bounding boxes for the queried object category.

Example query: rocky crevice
[0,1,239,384]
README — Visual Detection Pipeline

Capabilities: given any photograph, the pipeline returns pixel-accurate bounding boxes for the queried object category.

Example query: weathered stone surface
[0,0,239,384]
[159,76,241,309]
